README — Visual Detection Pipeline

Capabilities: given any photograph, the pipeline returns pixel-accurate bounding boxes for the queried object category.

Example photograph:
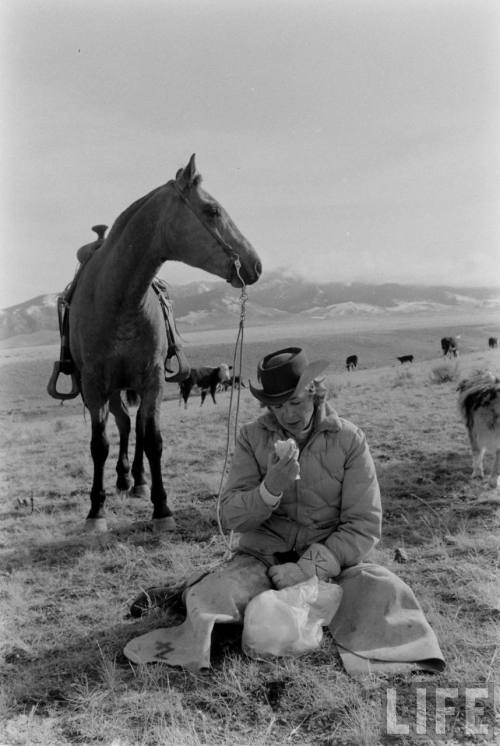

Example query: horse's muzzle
[228,258,262,288]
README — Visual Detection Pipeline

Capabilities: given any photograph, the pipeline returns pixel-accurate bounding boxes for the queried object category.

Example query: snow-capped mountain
[1,271,499,342]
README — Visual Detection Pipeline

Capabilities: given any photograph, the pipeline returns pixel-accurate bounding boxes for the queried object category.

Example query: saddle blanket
[124,558,445,676]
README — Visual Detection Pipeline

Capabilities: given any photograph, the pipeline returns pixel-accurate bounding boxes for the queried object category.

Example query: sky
[1,0,500,308]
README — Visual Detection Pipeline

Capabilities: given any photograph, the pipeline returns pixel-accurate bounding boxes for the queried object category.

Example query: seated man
[220,346,381,581]
[125,347,444,674]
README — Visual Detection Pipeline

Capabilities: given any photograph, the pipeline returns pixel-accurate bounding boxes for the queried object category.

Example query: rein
[215,264,248,555]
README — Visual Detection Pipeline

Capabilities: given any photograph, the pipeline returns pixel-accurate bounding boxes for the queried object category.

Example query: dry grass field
[0,316,499,745]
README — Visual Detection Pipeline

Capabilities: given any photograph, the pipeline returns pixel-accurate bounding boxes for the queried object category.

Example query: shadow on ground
[0,505,219,572]
[376,448,500,546]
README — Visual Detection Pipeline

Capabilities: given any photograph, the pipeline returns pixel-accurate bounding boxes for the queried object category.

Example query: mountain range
[1,271,500,342]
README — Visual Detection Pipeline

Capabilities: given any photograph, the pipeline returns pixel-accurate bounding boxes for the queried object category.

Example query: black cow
[441,336,458,358]
[179,364,232,408]
[345,355,358,371]
[397,355,414,364]
[488,337,498,349]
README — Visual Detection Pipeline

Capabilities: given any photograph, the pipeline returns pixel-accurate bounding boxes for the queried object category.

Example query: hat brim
[249,359,330,405]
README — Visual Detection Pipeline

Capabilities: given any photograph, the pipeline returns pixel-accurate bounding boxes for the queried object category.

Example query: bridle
[168,179,244,281]
[161,180,247,384]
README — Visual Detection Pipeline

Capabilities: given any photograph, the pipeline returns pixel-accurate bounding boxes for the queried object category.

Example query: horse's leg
[86,401,110,532]
[138,388,175,531]
[131,407,150,499]
[181,381,192,409]
[469,428,485,479]
[488,448,500,488]
[200,389,207,406]
[109,391,132,495]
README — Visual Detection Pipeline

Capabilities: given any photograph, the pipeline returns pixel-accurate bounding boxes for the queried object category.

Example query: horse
[54,155,261,533]
[457,371,500,488]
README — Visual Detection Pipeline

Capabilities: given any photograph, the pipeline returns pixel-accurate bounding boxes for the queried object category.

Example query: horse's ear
[176,154,198,190]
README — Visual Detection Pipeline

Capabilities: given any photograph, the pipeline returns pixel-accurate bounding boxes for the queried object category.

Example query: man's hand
[264,450,300,497]
[268,562,309,590]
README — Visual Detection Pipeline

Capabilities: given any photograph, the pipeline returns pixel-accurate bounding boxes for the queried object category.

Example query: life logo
[383,684,498,740]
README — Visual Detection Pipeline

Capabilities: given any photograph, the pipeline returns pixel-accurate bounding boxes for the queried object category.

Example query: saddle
[150,278,190,381]
[47,225,108,400]
[47,226,190,401]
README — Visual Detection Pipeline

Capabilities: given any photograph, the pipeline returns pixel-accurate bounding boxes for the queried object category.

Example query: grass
[429,362,460,384]
[0,320,499,745]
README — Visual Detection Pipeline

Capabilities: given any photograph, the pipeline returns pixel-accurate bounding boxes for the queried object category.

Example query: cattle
[488,337,498,349]
[441,336,458,358]
[221,375,246,392]
[457,371,500,488]
[345,355,358,371]
[397,355,414,364]
[179,364,231,408]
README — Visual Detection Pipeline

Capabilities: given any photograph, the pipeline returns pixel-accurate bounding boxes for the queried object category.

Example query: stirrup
[47,361,81,400]
[164,345,191,383]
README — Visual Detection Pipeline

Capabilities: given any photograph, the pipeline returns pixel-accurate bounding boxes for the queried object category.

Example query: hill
[1,272,499,343]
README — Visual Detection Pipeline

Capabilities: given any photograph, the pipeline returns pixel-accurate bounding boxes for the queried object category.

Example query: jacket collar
[257,400,342,435]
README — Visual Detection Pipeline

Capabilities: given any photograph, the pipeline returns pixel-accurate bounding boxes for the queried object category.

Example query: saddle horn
[92,224,108,240]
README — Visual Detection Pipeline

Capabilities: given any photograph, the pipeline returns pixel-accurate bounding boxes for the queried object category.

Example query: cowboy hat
[249,347,329,405]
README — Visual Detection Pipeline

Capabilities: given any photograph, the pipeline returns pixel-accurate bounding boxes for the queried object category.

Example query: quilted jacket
[220,401,382,567]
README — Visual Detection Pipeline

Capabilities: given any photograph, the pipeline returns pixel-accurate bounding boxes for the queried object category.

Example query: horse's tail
[126,390,140,407]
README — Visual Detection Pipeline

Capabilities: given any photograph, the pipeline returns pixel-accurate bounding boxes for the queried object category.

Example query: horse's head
[165,154,262,288]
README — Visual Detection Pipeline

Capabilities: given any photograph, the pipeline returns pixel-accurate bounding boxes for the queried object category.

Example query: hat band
[261,386,296,401]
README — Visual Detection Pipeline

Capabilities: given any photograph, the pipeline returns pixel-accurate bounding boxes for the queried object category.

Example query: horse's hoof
[131,484,150,499]
[84,517,108,533]
[152,516,176,533]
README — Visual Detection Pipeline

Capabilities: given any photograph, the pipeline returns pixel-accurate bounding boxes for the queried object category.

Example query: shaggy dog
[457,371,500,488]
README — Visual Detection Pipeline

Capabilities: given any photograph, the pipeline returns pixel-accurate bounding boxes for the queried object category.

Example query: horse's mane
[105,184,165,243]
[457,370,500,424]
[102,173,204,246]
